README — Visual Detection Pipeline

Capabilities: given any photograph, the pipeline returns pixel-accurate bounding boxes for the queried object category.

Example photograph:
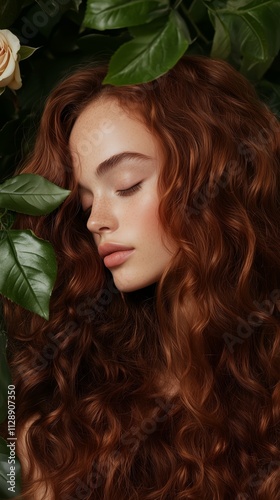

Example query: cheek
[139,198,176,256]
[136,196,160,233]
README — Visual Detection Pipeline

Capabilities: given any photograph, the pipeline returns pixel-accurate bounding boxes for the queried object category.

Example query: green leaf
[240,55,274,81]
[83,0,170,30]
[18,46,39,61]
[188,0,208,23]
[209,10,231,59]
[0,230,57,320]
[0,331,11,424]
[103,10,190,85]
[207,0,280,78]
[0,174,71,216]
[236,0,280,60]
[0,437,21,498]
[226,0,268,8]
[0,211,16,231]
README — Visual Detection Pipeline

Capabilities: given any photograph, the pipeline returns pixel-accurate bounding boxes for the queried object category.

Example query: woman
[3,55,280,499]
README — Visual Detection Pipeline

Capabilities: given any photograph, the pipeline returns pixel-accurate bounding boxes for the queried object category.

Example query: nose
[86,199,118,235]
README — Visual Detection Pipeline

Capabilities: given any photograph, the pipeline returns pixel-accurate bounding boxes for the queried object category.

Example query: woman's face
[70,97,177,292]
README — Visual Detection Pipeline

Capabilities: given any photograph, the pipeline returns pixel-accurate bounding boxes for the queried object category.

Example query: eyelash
[82,183,142,217]
[117,182,142,197]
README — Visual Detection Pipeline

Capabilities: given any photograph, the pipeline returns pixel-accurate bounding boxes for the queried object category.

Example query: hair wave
[2,56,280,499]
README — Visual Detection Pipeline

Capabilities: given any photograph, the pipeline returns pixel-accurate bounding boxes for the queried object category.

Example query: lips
[98,243,135,268]
[98,243,134,259]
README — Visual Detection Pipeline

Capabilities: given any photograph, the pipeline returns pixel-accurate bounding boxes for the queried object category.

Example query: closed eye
[117,182,142,197]
[81,182,143,218]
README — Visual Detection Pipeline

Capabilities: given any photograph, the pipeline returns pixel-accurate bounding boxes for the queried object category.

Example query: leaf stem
[180,3,210,44]
[0,218,6,230]
[0,208,7,231]
[174,0,183,9]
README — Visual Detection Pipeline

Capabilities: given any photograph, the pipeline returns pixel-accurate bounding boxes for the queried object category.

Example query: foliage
[0,0,280,497]
[0,173,69,496]
[1,0,280,181]
[0,173,71,317]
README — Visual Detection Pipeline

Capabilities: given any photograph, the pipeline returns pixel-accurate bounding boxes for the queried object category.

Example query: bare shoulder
[16,415,54,500]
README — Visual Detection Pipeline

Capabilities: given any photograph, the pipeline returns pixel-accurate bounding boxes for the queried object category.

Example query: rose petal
[0,48,15,87]
[0,50,9,75]
[0,51,7,64]
[7,61,22,90]
[0,38,7,54]
[0,29,22,90]
[0,29,20,59]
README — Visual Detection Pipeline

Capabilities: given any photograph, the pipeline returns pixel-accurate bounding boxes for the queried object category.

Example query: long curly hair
[3,55,280,499]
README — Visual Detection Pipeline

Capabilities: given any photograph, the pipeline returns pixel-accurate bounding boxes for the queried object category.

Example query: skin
[16,102,181,497]
[70,97,177,292]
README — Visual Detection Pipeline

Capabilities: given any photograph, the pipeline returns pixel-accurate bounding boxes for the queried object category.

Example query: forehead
[70,96,147,145]
[69,97,163,172]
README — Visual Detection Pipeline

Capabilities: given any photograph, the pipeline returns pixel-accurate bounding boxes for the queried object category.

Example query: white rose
[0,29,22,90]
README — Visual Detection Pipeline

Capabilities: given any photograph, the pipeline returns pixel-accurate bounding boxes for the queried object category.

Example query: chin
[112,275,159,293]
[113,282,143,293]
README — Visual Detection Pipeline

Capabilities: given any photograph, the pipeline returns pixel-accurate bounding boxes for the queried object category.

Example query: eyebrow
[95,151,153,178]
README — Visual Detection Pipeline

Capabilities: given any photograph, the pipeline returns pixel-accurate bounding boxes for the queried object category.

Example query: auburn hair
[2,56,280,499]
